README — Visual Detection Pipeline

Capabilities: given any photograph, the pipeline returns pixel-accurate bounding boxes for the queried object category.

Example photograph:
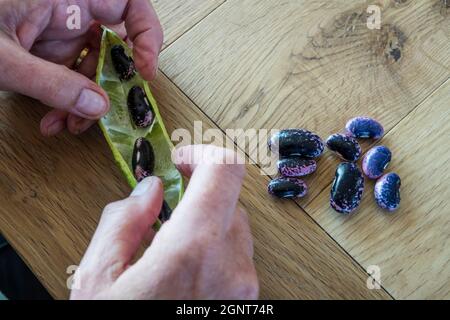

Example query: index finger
[88,0,163,80]
[171,145,246,236]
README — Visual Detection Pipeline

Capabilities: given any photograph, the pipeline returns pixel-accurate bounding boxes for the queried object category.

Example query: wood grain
[306,79,450,299]
[153,0,226,49]
[154,82,390,299]
[0,72,390,299]
[0,94,130,298]
[160,0,450,203]
[0,0,447,300]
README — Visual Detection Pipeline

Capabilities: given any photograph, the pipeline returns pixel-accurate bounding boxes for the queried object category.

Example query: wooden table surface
[0,0,449,299]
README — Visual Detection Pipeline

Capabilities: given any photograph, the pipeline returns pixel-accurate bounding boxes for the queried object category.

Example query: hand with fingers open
[70,145,259,300]
[0,0,163,136]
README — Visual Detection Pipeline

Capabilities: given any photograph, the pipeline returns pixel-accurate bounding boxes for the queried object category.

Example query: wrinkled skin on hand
[71,146,259,300]
[0,0,163,136]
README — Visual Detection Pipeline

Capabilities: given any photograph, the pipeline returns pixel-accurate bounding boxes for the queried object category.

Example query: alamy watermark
[366,265,382,290]
[367,5,382,30]
[66,265,81,290]
[65,3,382,32]
[66,5,81,30]
[171,121,280,175]
[64,4,382,32]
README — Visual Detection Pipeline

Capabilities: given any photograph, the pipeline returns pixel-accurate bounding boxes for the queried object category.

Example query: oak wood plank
[306,79,450,299]
[153,0,226,49]
[160,0,450,203]
[0,72,389,299]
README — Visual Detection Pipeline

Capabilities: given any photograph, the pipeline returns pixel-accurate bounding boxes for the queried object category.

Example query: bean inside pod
[132,137,155,182]
[111,44,136,81]
[159,200,173,223]
[128,86,155,128]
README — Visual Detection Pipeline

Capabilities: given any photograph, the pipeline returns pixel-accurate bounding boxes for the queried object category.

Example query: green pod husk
[96,27,184,230]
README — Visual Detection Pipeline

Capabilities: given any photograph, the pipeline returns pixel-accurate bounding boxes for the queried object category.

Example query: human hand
[70,145,259,300]
[0,0,163,136]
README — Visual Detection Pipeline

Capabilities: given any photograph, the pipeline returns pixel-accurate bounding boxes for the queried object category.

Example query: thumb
[0,39,109,119]
[75,177,163,291]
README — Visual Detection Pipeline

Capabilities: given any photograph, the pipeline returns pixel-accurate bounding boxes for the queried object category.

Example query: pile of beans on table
[268,117,401,214]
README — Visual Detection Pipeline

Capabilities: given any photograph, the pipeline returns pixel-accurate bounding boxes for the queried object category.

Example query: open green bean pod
[96,27,184,229]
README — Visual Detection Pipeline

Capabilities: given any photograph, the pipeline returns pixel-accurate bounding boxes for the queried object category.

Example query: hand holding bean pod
[0,0,163,136]
[72,145,258,300]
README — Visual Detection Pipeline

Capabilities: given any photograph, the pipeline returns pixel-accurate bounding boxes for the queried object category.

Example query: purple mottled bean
[269,129,324,158]
[330,162,364,214]
[268,177,308,199]
[277,157,317,177]
[362,146,392,179]
[128,86,155,128]
[346,117,384,139]
[132,137,155,182]
[326,133,362,162]
[111,45,136,81]
[375,173,401,212]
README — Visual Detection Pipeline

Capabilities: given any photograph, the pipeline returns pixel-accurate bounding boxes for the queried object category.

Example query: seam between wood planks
[161,0,228,52]
[158,69,394,299]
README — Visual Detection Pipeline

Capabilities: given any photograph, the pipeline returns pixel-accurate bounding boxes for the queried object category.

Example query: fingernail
[131,177,156,197]
[75,89,107,118]
[46,120,65,136]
